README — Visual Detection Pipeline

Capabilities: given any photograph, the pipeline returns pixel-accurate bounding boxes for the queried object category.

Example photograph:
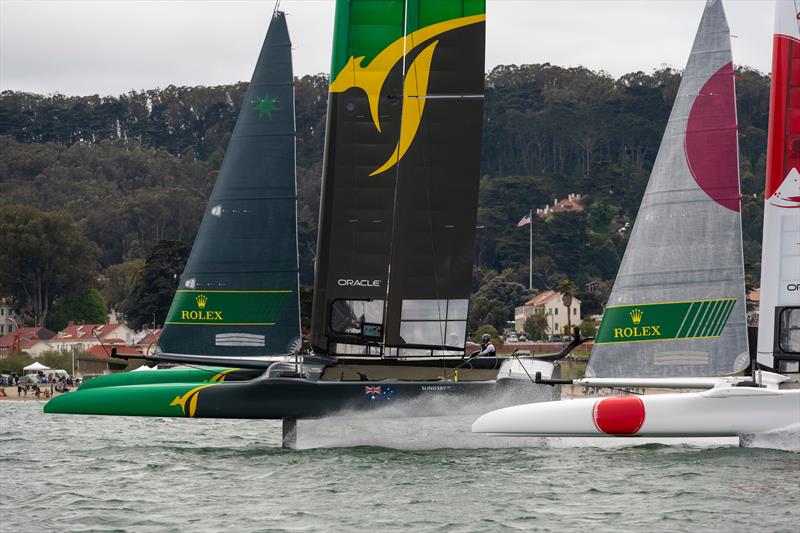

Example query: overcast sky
[0,0,774,96]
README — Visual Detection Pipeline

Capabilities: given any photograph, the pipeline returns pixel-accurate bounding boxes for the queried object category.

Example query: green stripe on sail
[165,290,291,326]
[595,299,736,344]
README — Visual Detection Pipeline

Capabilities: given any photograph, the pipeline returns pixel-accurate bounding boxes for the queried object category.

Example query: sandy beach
[0,385,75,401]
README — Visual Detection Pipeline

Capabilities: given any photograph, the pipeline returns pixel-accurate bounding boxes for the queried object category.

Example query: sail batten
[157,12,301,358]
[588,0,748,377]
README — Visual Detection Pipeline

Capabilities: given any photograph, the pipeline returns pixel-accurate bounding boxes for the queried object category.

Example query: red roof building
[536,193,584,219]
[0,327,56,357]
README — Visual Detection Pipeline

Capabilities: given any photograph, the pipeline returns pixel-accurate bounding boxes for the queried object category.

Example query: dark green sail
[310,0,486,355]
[158,11,301,358]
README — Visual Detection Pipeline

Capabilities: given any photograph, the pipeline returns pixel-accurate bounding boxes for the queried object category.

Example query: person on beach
[477,334,496,357]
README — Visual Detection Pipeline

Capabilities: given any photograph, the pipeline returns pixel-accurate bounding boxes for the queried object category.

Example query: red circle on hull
[592,396,646,435]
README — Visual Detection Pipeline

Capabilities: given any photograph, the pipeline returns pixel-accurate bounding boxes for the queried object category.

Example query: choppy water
[1,400,798,532]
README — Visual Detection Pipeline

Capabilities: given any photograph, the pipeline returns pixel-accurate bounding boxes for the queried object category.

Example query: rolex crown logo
[196,294,208,309]
[630,308,643,324]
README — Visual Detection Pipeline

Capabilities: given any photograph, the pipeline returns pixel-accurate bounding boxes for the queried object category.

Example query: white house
[48,323,135,353]
[514,290,582,335]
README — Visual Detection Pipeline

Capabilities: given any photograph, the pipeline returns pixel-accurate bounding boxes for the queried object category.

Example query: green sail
[158,11,301,358]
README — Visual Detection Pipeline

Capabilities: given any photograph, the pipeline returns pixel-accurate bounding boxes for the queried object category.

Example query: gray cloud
[1,0,772,97]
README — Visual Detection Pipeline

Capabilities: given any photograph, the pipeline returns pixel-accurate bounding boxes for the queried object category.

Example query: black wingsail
[158,11,301,358]
[310,0,486,356]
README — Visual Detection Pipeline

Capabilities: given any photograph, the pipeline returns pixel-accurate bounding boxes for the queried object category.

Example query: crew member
[477,334,496,357]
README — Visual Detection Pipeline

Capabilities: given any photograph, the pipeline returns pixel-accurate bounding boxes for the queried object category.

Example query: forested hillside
[0,64,770,332]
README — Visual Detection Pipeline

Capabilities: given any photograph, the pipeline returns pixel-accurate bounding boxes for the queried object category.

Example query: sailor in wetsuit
[477,334,496,357]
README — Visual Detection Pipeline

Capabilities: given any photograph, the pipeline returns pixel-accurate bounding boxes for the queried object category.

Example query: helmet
[482,334,490,342]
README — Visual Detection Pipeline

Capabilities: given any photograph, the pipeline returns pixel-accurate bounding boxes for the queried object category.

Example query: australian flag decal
[364,385,396,401]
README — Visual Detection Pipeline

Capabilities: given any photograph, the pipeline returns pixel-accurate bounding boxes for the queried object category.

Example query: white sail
[587,0,749,377]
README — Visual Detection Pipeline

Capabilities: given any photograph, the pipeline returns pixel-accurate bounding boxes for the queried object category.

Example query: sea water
[1,401,798,532]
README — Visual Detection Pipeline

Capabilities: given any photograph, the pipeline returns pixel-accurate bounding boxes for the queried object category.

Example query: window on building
[573,308,577,315]
[554,308,558,315]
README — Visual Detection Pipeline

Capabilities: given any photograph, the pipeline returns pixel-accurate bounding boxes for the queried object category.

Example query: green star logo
[253,93,279,119]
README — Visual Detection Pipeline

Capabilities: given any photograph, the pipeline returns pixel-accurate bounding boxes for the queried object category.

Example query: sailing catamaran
[45,2,567,432]
[472,0,800,441]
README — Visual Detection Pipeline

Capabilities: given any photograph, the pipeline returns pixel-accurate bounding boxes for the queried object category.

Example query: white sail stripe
[216,341,266,347]
[684,301,706,338]
[712,299,735,337]
[215,333,266,347]
[675,302,695,338]
[691,301,714,338]
[711,299,733,336]
[700,300,723,337]
[705,300,726,337]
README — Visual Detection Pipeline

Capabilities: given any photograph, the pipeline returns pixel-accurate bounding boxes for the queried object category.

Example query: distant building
[535,193,584,219]
[48,323,135,354]
[0,326,56,358]
[584,280,606,294]
[132,328,162,356]
[78,345,140,374]
[514,290,582,335]
[0,298,20,336]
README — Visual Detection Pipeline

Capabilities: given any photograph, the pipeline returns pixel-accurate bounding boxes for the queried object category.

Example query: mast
[757,0,800,370]
[157,11,301,359]
[587,0,748,377]
[310,0,486,356]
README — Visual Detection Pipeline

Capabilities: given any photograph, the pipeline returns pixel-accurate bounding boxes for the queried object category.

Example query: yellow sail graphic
[329,13,485,176]
[370,41,437,177]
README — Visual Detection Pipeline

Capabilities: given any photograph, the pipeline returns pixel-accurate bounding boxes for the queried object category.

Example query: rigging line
[380,4,409,357]
[512,355,537,386]
[406,14,447,352]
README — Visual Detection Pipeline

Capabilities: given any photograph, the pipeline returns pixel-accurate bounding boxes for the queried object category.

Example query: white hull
[472,386,800,438]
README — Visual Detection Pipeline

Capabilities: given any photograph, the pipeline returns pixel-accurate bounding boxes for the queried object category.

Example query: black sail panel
[383,4,485,351]
[310,0,485,355]
[310,0,406,353]
[158,12,301,357]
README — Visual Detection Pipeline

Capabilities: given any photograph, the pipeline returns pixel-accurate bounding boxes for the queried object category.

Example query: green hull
[44,377,532,419]
[77,367,259,391]
[45,382,221,417]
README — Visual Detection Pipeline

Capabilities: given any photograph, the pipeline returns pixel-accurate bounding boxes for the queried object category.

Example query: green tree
[523,313,549,341]
[559,278,577,337]
[46,288,108,331]
[0,353,31,374]
[102,260,144,313]
[579,318,597,338]
[122,240,190,330]
[0,205,99,326]
[475,324,498,340]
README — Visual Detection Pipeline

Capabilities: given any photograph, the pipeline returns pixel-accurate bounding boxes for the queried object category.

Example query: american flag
[364,386,381,395]
[517,213,532,227]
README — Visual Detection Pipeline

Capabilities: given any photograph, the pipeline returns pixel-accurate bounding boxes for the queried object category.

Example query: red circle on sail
[685,61,740,212]
[592,396,646,435]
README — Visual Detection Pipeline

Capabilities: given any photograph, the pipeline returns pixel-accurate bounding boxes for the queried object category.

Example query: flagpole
[529,209,533,290]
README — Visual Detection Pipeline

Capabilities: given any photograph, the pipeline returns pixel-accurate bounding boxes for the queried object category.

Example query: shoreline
[0,386,76,401]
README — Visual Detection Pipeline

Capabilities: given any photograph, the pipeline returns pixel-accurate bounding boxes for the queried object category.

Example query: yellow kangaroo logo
[170,385,214,417]
[329,14,485,176]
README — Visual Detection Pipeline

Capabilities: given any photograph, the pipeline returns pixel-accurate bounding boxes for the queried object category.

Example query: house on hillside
[535,193,584,219]
[48,323,135,354]
[514,290,582,336]
[0,326,56,358]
